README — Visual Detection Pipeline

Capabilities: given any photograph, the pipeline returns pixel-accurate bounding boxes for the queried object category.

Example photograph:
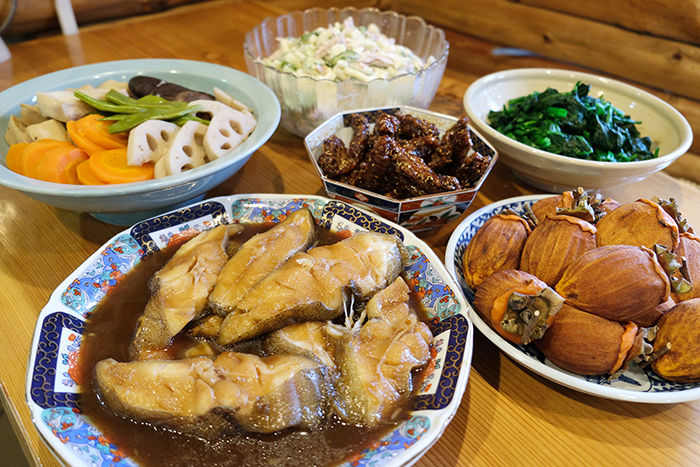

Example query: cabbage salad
[261,17,433,82]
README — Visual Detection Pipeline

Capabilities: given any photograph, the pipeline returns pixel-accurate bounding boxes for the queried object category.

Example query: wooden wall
[1,0,698,174]
[392,0,700,157]
[0,0,203,37]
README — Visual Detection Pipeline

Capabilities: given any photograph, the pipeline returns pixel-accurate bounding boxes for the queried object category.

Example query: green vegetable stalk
[74,90,203,133]
[487,82,659,162]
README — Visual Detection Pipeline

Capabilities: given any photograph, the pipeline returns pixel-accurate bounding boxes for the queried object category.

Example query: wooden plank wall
[0,0,203,37]
[392,0,700,156]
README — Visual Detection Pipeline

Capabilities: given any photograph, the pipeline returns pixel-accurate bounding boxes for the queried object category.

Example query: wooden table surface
[1,1,698,466]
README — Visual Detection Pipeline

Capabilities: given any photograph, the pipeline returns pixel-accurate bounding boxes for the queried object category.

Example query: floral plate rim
[444,194,700,404]
[26,193,474,467]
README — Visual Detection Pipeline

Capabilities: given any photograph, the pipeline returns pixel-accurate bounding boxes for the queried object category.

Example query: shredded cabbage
[261,17,433,82]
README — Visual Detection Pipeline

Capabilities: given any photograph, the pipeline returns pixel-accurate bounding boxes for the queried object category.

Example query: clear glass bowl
[244,7,449,136]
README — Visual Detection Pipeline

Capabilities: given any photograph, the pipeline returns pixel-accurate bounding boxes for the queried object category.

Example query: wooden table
[1,1,698,466]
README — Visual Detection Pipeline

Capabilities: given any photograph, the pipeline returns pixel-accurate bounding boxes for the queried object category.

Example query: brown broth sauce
[77,224,423,467]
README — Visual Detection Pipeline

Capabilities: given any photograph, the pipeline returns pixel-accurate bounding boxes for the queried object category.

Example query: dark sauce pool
[77,223,428,467]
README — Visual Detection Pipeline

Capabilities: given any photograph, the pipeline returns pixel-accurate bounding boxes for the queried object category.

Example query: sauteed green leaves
[487,82,659,162]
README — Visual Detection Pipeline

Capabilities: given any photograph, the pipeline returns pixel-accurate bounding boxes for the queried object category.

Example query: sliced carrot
[35,145,88,184]
[67,120,104,156]
[76,159,107,185]
[88,148,154,184]
[5,142,29,174]
[75,114,128,149]
[21,139,74,179]
[58,148,88,184]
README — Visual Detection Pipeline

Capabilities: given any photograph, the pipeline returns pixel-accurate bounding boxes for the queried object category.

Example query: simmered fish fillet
[264,322,336,370]
[218,232,406,345]
[328,277,433,427]
[130,225,230,360]
[186,314,223,340]
[95,351,329,435]
[210,208,317,315]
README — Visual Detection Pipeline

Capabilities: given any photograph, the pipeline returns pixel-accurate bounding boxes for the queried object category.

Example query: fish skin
[209,208,317,315]
[217,232,406,345]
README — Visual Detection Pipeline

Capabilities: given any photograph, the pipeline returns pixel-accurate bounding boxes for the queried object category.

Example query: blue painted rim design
[130,200,229,254]
[29,312,83,409]
[445,194,700,403]
[27,194,473,466]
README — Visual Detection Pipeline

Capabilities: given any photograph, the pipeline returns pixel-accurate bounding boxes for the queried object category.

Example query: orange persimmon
[88,148,153,184]
[490,281,555,345]
[611,321,640,374]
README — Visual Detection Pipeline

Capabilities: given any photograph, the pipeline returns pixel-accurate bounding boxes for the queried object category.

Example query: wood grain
[520,0,700,44]
[0,1,698,466]
[393,0,700,100]
[395,0,700,156]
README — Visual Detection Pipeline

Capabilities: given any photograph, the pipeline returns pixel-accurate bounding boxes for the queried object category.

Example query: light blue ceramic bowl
[0,59,280,224]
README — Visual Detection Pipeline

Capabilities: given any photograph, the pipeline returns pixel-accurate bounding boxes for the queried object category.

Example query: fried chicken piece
[392,143,461,196]
[397,113,440,140]
[432,117,491,186]
[430,116,470,172]
[349,135,396,192]
[399,136,440,163]
[373,112,400,136]
[454,149,492,187]
[347,114,371,162]
[318,135,354,178]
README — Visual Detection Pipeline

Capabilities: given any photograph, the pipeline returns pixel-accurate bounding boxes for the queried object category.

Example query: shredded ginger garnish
[261,17,433,82]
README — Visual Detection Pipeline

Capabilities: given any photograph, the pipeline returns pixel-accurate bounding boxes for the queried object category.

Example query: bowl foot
[510,169,629,193]
[89,195,207,225]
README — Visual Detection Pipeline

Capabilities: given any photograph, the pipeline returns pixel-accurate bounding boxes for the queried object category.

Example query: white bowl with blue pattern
[26,194,474,466]
[445,194,700,403]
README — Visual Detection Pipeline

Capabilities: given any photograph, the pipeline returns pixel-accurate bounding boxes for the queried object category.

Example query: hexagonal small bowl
[304,106,498,231]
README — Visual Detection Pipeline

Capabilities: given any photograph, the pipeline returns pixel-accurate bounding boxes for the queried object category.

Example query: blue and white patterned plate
[445,194,700,403]
[26,194,473,467]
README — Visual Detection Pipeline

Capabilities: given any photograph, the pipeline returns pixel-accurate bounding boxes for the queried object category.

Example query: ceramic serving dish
[0,59,281,225]
[304,105,498,232]
[244,7,449,136]
[463,68,693,193]
[26,194,473,466]
[445,194,700,403]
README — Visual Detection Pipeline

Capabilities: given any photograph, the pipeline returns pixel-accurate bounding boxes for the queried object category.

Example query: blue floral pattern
[61,234,143,317]
[448,195,700,399]
[28,194,473,467]
[341,415,431,467]
[41,407,136,466]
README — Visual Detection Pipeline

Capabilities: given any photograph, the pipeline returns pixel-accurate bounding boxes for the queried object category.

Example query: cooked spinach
[487,82,659,162]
